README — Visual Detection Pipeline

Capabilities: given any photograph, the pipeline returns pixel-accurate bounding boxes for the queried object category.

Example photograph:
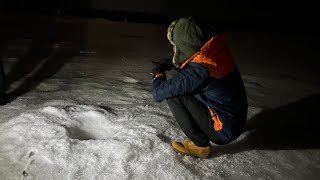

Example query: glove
[151,59,174,78]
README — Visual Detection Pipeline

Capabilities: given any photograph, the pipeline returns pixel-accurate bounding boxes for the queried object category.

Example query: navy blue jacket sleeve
[152,63,209,102]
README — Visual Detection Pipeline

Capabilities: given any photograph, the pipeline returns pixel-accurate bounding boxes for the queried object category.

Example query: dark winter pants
[167,95,217,147]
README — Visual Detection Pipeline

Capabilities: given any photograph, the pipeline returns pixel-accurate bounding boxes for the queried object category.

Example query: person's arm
[152,63,209,102]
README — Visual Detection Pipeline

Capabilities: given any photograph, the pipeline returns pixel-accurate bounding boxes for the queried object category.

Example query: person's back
[187,33,248,144]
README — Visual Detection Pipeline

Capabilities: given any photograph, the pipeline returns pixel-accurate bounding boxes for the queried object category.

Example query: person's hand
[151,59,174,78]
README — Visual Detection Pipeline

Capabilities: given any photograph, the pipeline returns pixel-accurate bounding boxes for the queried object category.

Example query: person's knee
[167,95,193,105]
[166,96,182,106]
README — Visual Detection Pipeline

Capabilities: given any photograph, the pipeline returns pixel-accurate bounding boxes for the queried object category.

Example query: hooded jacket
[152,17,248,144]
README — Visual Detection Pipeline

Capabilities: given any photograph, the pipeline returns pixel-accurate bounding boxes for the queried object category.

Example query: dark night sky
[0,0,318,29]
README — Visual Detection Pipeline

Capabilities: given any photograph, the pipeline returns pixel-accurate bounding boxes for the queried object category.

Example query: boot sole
[170,143,211,159]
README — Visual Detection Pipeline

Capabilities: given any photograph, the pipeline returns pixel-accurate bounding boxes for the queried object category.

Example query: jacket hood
[167,17,205,67]
[180,33,236,78]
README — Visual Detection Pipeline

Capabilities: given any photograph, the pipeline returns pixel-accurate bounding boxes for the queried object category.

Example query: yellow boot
[170,140,212,158]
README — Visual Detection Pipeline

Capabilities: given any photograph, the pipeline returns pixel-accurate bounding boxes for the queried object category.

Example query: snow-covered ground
[1,15,320,180]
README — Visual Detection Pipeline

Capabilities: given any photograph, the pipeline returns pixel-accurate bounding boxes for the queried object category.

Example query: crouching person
[151,17,248,158]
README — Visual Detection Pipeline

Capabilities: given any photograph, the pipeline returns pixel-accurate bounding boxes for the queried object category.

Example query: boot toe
[171,141,212,158]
